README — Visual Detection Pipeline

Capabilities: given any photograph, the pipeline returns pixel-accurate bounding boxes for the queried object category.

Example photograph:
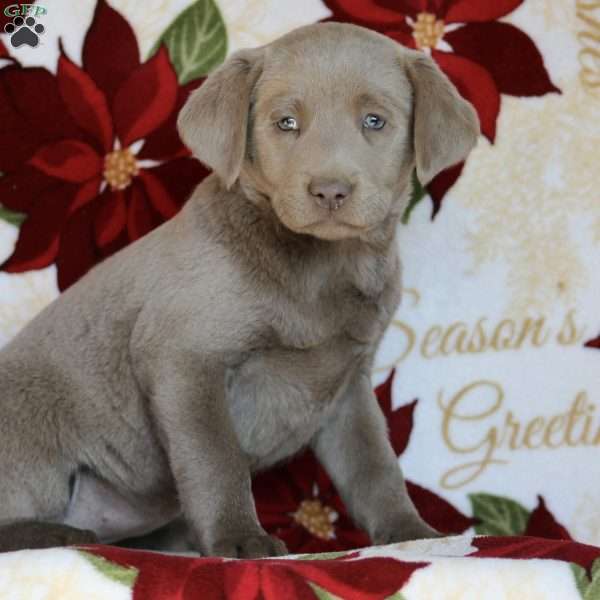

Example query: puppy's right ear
[177,48,263,189]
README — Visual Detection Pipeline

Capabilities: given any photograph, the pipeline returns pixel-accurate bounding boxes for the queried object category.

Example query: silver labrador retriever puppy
[0,22,478,557]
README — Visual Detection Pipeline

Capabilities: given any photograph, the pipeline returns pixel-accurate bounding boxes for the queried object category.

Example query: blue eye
[278,116,299,131]
[363,114,385,130]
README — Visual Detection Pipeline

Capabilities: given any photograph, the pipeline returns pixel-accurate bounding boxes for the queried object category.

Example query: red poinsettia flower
[585,334,600,350]
[87,543,427,600]
[324,0,560,214]
[253,370,475,554]
[470,536,600,568]
[524,496,572,540]
[253,450,372,554]
[0,0,208,290]
[182,555,426,600]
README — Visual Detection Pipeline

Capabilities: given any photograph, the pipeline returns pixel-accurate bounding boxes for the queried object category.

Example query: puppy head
[178,23,479,241]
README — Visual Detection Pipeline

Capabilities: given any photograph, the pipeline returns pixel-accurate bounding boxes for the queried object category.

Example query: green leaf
[586,577,600,600]
[296,550,351,561]
[386,593,409,600]
[0,171,25,226]
[401,170,426,225]
[151,0,227,84]
[309,583,342,600]
[567,560,600,599]
[571,563,590,598]
[584,559,600,600]
[592,558,600,581]
[78,551,138,588]
[0,205,26,227]
[469,493,530,536]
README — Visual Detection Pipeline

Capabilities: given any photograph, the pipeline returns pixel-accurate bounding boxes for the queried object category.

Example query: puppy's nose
[309,178,352,211]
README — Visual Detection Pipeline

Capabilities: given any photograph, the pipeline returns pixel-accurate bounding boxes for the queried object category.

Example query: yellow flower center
[293,499,337,540]
[103,148,139,190]
[412,12,445,50]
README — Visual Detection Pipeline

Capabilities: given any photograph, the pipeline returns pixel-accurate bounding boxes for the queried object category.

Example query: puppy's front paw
[210,533,288,558]
[373,518,441,545]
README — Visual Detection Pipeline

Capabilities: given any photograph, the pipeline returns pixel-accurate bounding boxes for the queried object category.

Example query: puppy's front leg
[151,360,286,558]
[312,370,439,544]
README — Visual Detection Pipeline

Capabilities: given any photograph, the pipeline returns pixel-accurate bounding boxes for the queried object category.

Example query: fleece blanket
[1,0,600,565]
[3,535,600,599]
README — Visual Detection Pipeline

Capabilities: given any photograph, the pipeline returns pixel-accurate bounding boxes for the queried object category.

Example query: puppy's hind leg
[0,472,98,552]
[0,358,100,552]
[0,466,99,553]
[0,521,98,553]
[0,450,97,552]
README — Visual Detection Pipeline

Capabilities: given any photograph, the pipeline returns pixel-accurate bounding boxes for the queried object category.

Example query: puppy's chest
[276,285,391,349]
[226,341,354,472]
[226,290,390,471]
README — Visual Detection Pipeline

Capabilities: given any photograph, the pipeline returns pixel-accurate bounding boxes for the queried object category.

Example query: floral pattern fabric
[1,0,599,574]
[0,1,207,290]
[1,535,600,599]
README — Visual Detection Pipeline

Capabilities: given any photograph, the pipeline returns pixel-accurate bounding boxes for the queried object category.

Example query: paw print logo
[4,16,45,48]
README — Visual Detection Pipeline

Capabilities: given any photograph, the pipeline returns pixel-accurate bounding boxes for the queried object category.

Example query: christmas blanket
[3,535,600,599]
[1,0,600,580]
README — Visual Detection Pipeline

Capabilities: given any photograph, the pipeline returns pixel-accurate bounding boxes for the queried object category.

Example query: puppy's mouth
[271,193,379,241]
[296,217,371,240]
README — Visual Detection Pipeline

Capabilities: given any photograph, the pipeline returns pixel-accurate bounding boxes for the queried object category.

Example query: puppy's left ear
[405,50,480,185]
[177,48,264,189]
